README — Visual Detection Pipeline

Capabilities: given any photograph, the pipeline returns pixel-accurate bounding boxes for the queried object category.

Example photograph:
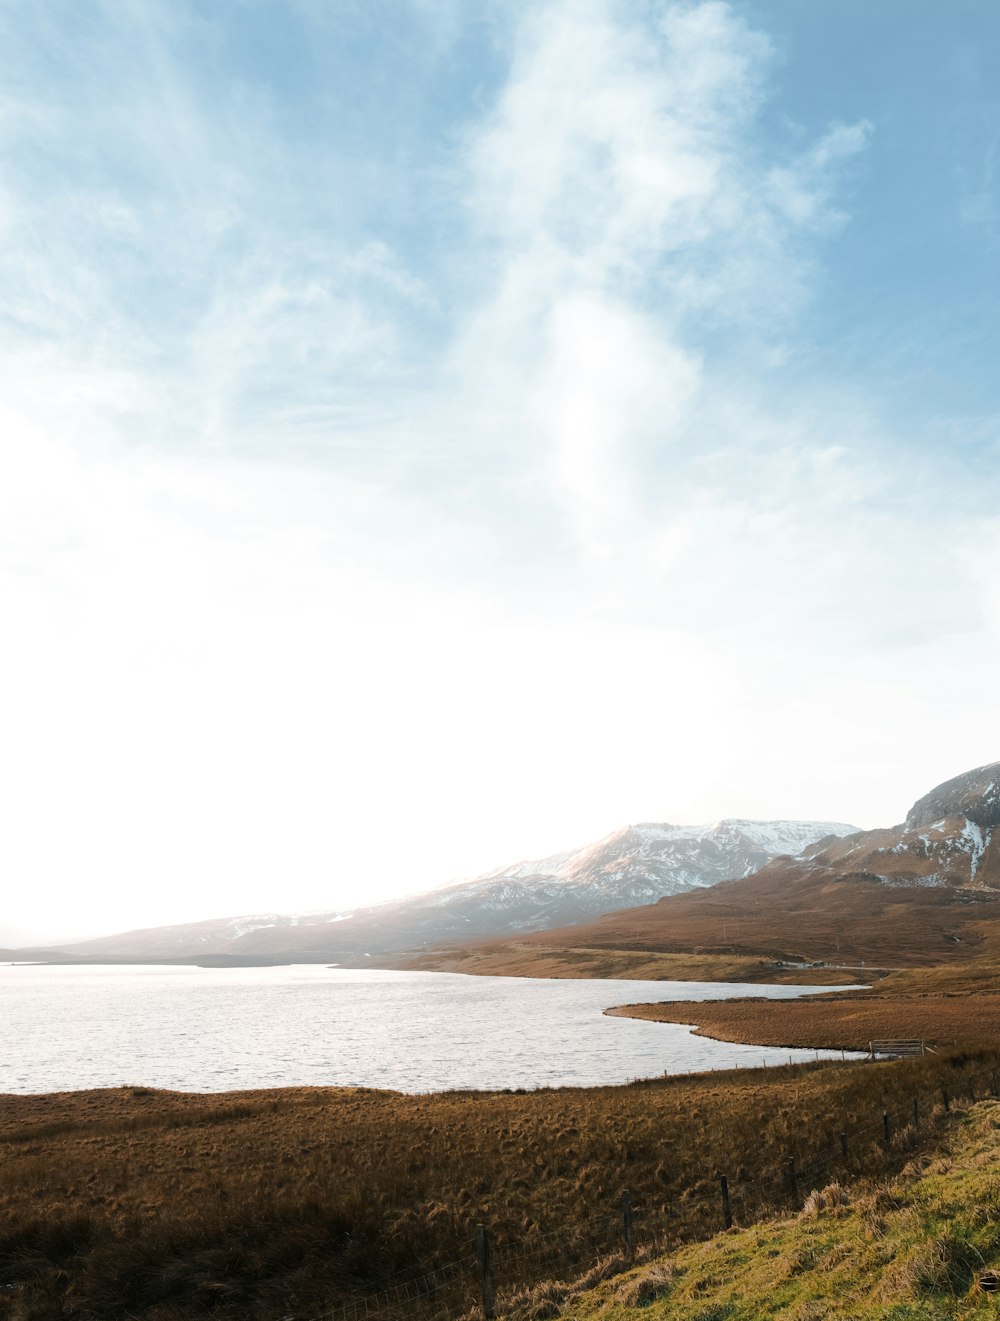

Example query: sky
[2,0,999,945]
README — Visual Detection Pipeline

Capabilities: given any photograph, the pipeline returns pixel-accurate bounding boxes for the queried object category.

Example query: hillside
[549,1100,1000,1321]
[44,818,854,962]
[471,760,1000,969]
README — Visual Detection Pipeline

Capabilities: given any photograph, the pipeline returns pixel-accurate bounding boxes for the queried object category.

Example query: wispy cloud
[443,0,916,640]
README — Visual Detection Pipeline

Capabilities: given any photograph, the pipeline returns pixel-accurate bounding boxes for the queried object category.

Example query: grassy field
[3,1051,1000,1319]
[539,1100,1000,1319]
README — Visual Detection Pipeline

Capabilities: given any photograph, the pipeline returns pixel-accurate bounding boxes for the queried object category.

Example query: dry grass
[878,956,1000,995]
[565,1102,1000,1320]
[2,1051,998,1319]
[607,990,1000,1051]
[799,1182,849,1217]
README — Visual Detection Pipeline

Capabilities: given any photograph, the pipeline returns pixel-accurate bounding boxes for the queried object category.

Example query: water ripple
[0,964,861,1093]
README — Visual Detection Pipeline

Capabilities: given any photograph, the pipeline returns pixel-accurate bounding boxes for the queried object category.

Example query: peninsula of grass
[607,991,1000,1053]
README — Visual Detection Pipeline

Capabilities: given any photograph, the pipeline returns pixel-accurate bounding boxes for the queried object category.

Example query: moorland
[2,1048,999,1320]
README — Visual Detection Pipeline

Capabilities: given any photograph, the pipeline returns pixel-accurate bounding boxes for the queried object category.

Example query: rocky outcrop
[905,761,1000,832]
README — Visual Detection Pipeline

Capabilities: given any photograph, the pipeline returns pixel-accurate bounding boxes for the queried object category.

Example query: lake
[0,963,859,1093]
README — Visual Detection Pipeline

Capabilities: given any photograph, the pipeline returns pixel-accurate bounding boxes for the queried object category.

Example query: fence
[868,1039,929,1058]
[302,1060,999,1321]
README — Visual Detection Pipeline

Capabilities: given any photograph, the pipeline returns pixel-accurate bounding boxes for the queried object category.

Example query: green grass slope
[557,1102,1000,1320]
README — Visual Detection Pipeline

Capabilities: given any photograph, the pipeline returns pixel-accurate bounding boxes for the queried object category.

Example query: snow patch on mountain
[451,818,860,924]
[810,807,999,892]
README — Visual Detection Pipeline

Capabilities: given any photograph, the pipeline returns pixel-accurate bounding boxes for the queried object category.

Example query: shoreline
[603,1003,862,1056]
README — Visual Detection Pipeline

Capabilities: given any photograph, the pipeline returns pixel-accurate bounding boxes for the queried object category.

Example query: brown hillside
[504,856,1000,966]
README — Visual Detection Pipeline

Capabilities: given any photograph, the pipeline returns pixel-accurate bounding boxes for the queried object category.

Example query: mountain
[44,817,856,963]
[906,760,1000,833]
[781,757,1000,893]
[514,760,1000,966]
[465,817,858,911]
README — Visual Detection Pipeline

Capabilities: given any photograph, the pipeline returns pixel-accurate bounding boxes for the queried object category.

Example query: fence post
[839,1130,848,1163]
[968,1075,977,1102]
[786,1156,798,1204]
[719,1175,732,1230]
[883,1111,891,1146]
[913,1097,920,1136]
[621,1190,636,1258]
[476,1224,495,1321]
[992,1069,998,1097]
[942,1085,950,1113]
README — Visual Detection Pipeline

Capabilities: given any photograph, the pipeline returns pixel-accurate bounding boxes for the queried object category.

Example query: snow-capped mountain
[538,760,1000,966]
[47,817,856,962]
[461,818,860,914]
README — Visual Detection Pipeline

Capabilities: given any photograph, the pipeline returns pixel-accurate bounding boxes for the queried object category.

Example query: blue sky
[1,1,998,942]
[757,1,1000,424]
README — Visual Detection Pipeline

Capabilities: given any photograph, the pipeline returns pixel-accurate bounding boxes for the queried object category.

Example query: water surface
[0,963,858,1093]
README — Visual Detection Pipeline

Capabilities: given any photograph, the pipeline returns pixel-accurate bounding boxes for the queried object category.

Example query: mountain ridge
[38,816,857,961]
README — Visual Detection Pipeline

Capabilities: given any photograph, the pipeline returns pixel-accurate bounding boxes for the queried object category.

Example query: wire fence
[306,1060,1000,1321]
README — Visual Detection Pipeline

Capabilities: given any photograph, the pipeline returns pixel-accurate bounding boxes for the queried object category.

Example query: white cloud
[533,293,701,550]
[447,0,898,621]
